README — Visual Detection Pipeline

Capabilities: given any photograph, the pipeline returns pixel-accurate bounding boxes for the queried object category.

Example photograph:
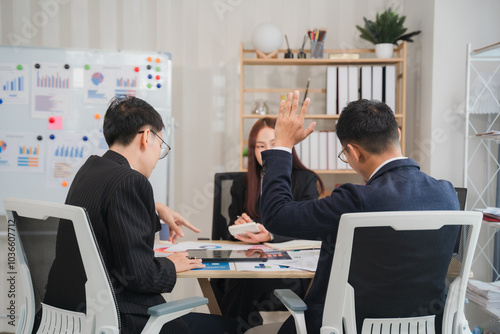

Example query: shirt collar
[368,157,408,181]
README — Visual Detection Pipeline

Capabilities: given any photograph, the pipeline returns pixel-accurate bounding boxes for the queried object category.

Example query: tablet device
[186,249,268,262]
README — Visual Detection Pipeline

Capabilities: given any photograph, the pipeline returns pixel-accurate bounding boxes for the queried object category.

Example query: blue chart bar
[55,145,84,158]
[116,77,137,87]
[2,76,24,91]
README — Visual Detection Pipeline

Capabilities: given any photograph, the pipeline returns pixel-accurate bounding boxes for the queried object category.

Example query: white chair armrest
[274,289,308,334]
[141,297,208,334]
[274,289,308,312]
[147,297,208,316]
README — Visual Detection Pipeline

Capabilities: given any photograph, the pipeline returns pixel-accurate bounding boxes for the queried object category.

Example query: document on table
[264,239,322,251]
[236,250,320,272]
[235,262,304,272]
[156,241,272,252]
[192,262,236,271]
[273,250,320,272]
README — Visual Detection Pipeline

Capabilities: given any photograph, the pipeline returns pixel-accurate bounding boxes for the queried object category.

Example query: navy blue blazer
[227,169,320,242]
[260,149,459,334]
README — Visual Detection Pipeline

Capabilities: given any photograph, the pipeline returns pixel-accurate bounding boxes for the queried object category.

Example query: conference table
[156,240,317,315]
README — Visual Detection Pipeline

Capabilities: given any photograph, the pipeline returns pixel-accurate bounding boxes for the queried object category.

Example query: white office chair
[273,211,482,334]
[4,198,208,334]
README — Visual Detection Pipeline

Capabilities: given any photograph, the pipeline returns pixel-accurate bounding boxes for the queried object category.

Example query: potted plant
[356,8,421,58]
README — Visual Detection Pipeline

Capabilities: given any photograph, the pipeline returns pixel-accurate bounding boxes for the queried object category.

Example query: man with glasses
[44,95,238,334]
[246,92,459,334]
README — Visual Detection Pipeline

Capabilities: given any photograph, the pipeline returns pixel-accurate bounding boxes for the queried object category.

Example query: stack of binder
[326,65,396,114]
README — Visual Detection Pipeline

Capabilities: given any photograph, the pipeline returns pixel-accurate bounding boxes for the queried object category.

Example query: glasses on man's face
[338,146,349,163]
[138,130,171,159]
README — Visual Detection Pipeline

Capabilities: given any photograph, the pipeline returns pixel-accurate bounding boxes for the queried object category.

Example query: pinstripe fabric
[66,150,177,311]
[47,150,184,333]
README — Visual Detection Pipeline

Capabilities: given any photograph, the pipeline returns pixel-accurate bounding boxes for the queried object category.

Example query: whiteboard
[0,45,172,213]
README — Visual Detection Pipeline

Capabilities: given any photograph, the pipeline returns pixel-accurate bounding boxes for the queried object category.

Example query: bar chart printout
[0,64,29,104]
[0,133,45,173]
[46,133,92,188]
[83,65,140,103]
[31,62,73,118]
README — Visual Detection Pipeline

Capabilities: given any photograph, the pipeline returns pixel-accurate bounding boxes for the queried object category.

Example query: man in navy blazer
[246,92,459,334]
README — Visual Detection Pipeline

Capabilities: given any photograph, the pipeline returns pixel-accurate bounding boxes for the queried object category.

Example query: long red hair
[245,118,324,218]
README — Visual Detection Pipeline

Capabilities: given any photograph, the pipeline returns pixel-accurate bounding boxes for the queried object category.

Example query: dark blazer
[227,169,320,242]
[45,151,177,332]
[260,150,460,334]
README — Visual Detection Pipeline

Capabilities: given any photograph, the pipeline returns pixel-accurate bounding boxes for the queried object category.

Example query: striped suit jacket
[44,150,177,332]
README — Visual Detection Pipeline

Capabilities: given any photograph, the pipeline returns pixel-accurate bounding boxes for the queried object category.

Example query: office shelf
[464,41,500,320]
[238,42,407,176]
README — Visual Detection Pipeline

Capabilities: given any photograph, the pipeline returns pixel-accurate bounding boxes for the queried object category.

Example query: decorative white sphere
[251,23,283,54]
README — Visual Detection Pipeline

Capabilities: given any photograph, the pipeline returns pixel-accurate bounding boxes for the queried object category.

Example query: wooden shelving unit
[238,42,407,173]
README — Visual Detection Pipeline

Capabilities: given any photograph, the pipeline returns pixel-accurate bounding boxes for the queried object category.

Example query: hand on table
[155,202,200,243]
[167,251,205,272]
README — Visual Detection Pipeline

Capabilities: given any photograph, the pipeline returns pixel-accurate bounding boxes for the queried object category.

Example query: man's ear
[348,144,364,163]
[138,129,150,150]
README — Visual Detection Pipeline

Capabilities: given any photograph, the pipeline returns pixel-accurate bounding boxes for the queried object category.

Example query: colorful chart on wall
[0,45,172,213]
[0,132,45,173]
[0,64,29,104]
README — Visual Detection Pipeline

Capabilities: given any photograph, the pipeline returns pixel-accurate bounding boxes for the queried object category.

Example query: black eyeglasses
[338,146,349,163]
[338,144,361,164]
[138,130,171,159]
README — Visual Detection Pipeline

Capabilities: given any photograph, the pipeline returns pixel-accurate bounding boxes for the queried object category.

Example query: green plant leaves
[356,8,421,44]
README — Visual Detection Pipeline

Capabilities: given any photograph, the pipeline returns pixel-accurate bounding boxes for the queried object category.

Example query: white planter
[375,43,394,58]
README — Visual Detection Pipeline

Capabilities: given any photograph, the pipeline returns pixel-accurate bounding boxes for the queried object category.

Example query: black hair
[103,95,164,147]
[335,99,399,154]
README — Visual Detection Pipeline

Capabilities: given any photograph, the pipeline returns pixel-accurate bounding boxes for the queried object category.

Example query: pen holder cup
[159,223,169,241]
[310,41,324,59]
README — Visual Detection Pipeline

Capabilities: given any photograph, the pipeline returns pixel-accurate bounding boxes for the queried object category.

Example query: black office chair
[211,172,246,240]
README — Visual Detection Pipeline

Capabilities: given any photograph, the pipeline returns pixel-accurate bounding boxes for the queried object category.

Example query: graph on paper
[83,65,139,104]
[0,133,45,173]
[31,62,73,117]
[0,64,29,104]
[54,145,84,158]
[36,71,70,89]
[3,76,24,91]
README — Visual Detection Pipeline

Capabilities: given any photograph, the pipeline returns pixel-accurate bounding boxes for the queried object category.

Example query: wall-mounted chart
[0,45,172,213]
[0,64,29,104]
[31,62,73,118]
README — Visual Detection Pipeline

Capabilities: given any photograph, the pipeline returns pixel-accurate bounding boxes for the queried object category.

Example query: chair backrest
[321,210,482,334]
[211,172,246,240]
[4,198,119,334]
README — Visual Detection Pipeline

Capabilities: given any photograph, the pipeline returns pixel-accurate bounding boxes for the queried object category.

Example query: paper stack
[476,207,500,222]
[264,239,322,251]
[467,279,500,314]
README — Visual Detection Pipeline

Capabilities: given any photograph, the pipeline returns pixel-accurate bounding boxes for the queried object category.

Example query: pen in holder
[307,28,326,59]
[310,40,324,59]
